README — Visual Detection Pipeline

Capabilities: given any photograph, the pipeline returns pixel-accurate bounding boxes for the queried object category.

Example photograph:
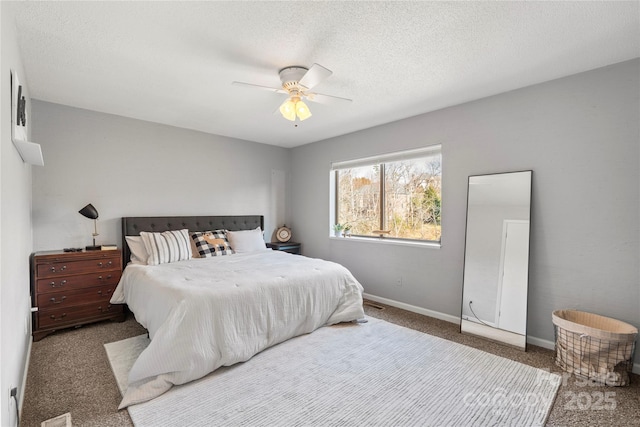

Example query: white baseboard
[363,293,460,325]
[526,335,554,350]
[20,337,32,417]
[461,319,526,349]
[461,315,496,328]
[362,293,640,375]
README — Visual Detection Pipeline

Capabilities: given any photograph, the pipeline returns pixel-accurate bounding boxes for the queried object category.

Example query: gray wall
[31,102,291,251]
[1,3,35,426]
[290,59,640,363]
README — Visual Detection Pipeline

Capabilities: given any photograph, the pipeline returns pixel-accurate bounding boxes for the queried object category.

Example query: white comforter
[110,250,364,408]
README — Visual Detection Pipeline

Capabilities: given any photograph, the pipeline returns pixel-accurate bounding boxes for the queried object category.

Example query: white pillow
[226,227,267,253]
[140,229,192,266]
[125,236,149,265]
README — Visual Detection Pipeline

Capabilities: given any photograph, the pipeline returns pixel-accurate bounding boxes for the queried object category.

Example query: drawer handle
[98,305,112,312]
[50,296,67,304]
[49,279,67,288]
[97,289,112,296]
[49,313,67,321]
[97,274,112,280]
[50,265,67,272]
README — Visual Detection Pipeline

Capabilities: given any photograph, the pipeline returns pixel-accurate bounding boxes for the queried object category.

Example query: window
[332,146,441,243]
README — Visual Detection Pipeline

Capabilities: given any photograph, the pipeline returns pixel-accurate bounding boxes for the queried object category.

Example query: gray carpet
[105,317,560,426]
[21,302,640,426]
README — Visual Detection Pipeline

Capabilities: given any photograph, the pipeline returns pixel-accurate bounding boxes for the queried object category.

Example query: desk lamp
[79,203,100,250]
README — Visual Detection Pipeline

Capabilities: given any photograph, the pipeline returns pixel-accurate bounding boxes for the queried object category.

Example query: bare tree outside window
[337,165,380,235]
[336,149,441,242]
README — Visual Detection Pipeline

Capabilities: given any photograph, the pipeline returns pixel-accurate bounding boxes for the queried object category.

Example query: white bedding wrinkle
[110,251,365,408]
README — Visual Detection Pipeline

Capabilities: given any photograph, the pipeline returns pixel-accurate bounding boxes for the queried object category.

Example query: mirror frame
[460,170,533,350]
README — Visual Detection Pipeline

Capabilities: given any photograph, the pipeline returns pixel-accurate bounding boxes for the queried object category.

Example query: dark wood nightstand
[30,249,126,341]
[266,242,301,255]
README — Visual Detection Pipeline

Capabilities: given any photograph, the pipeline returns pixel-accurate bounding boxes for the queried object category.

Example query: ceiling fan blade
[298,63,332,90]
[232,81,287,94]
[304,91,352,105]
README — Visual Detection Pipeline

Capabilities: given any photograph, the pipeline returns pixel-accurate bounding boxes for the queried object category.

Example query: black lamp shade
[79,204,99,220]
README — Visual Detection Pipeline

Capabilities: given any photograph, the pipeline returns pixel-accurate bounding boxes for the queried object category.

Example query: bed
[111,215,365,408]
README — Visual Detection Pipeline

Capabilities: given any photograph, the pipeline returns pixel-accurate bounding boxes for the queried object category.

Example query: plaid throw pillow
[191,230,234,257]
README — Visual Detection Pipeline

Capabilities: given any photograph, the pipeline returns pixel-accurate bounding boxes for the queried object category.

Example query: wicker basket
[552,310,637,386]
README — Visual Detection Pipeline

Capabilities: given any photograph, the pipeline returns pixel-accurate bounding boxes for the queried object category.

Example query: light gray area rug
[105,317,560,427]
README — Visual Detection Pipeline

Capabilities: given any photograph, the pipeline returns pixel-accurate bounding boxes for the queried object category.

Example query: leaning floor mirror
[460,170,532,350]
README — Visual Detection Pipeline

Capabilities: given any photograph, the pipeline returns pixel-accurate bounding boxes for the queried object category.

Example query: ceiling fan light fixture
[235,63,351,122]
[279,96,312,122]
[295,100,312,121]
[279,99,296,121]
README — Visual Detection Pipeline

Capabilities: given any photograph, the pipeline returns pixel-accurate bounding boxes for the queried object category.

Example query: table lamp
[79,203,100,250]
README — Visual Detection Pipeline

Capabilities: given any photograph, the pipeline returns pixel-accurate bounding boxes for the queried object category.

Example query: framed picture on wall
[11,70,28,142]
[10,69,43,166]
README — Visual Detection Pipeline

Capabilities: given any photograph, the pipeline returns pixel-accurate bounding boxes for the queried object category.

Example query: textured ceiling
[10,1,640,148]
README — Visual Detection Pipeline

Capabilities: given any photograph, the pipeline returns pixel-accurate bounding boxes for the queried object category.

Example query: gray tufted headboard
[121,215,264,267]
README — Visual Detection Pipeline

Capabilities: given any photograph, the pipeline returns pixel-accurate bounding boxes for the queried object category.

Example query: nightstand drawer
[36,284,116,310]
[37,302,123,329]
[36,271,120,294]
[36,257,121,278]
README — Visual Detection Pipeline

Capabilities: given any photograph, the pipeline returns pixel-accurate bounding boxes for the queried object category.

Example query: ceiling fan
[232,63,352,122]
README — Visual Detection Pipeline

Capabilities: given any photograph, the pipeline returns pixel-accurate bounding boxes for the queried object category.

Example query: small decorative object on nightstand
[266,242,301,255]
[30,249,125,341]
[276,225,292,242]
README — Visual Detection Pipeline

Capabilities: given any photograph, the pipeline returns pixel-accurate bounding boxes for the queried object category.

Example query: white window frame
[330,145,442,246]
